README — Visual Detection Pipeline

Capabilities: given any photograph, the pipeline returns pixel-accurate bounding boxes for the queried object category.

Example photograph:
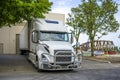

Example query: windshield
[40,31,69,41]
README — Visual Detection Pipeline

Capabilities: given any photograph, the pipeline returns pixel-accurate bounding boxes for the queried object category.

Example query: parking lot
[0,54,120,80]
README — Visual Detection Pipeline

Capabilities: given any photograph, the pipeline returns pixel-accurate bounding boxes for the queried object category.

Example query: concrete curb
[83,57,111,63]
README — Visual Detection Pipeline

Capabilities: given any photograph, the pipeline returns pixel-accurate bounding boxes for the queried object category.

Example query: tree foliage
[0,0,52,27]
[67,0,119,56]
[66,12,86,53]
[67,13,85,43]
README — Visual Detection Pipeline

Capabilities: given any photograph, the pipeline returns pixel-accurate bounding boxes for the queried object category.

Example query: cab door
[29,31,39,63]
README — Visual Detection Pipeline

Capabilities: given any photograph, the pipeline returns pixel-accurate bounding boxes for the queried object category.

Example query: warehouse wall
[0,13,65,54]
[0,23,26,54]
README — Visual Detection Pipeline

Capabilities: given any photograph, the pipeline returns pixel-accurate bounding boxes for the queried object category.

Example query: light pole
[118,34,120,53]
[118,34,120,39]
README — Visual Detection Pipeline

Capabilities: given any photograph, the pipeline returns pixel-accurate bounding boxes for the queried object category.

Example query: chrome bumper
[41,52,82,70]
[41,62,81,70]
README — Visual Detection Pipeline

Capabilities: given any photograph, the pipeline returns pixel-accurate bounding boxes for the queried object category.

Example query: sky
[49,0,120,47]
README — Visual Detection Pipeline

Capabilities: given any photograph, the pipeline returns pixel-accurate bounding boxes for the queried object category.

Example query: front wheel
[35,56,39,68]
[35,57,42,72]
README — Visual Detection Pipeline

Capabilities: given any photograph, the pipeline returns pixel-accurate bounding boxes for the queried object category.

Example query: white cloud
[50,0,120,46]
[57,1,66,6]
[50,0,74,20]
[56,0,73,6]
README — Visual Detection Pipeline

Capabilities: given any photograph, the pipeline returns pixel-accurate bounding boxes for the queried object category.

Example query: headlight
[41,54,49,62]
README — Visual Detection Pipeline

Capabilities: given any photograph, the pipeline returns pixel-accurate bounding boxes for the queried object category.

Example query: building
[80,40,115,51]
[0,13,65,54]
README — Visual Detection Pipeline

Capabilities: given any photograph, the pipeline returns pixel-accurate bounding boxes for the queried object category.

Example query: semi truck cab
[21,19,82,70]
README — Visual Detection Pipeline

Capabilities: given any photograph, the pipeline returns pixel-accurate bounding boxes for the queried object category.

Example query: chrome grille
[54,50,72,63]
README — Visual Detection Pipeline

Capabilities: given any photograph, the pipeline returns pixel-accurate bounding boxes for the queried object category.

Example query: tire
[26,53,31,63]
[35,56,41,71]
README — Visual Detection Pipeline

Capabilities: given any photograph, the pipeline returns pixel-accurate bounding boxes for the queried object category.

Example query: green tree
[67,0,119,56]
[67,14,85,45]
[0,0,52,27]
[66,13,85,53]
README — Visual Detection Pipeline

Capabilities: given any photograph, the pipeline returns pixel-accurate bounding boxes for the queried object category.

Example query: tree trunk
[90,37,94,56]
[75,37,79,54]
[27,20,32,50]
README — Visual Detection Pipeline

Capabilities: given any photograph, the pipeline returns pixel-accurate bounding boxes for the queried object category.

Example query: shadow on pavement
[0,54,36,73]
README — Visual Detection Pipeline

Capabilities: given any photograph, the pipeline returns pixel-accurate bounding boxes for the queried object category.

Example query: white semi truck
[20,19,82,70]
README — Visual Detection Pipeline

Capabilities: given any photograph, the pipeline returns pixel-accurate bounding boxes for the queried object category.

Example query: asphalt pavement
[0,54,36,73]
[0,54,120,80]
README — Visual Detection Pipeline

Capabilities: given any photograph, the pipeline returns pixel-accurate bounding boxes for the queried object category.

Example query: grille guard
[54,51,75,65]
[41,51,82,70]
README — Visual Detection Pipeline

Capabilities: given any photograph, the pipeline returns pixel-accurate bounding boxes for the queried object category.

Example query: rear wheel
[26,53,31,63]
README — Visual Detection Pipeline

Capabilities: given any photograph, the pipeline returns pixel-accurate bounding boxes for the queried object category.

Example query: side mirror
[68,33,73,44]
[32,31,39,43]
[72,42,80,49]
